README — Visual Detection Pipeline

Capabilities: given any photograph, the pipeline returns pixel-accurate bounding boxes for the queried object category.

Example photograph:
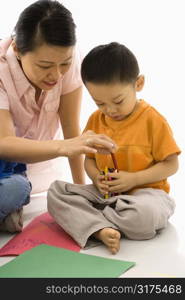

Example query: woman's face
[14,43,74,90]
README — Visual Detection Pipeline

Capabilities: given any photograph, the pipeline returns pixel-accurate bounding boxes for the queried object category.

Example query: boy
[48,42,180,254]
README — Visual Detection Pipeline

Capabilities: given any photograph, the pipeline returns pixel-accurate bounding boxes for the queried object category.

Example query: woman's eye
[38,65,51,69]
[61,63,70,66]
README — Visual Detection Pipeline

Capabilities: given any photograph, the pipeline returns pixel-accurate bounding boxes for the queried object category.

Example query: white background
[0,0,184,207]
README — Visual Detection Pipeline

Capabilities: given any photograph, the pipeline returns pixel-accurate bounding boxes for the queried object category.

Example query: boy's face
[86,77,144,121]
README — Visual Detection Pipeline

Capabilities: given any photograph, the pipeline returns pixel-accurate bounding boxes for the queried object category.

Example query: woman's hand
[102,170,137,194]
[60,130,117,157]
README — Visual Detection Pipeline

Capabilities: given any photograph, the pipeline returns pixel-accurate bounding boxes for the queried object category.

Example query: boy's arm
[85,156,109,196]
[107,154,179,194]
[135,154,179,186]
[84,156,99,184]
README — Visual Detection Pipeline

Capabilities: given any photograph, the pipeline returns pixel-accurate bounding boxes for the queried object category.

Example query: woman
[0,0,116,233]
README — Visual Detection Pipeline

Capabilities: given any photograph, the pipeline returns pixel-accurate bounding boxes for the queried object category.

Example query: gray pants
[47,181,175,248]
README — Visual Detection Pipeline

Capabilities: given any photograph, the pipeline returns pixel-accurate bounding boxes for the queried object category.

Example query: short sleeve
[0,81,9,110]
[61,46,83,95]
[151,112,181,161]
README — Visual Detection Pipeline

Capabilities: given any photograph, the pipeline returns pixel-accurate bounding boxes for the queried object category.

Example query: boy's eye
[95,101,104,106]
[115,100,123,105]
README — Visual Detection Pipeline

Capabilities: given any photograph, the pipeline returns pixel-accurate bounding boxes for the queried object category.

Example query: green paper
[0,244,135,278]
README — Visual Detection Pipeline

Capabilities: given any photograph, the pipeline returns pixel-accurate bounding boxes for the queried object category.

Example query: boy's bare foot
[0,208,23,233]
[93,228,121,254]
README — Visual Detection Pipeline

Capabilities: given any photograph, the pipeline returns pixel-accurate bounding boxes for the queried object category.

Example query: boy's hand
[103,171,137,194]
[94,173,109,197]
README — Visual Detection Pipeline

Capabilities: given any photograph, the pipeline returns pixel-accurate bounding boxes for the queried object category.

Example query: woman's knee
[0,174,31,219]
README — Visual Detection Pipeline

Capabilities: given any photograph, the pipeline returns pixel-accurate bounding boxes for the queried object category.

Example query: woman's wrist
[55,139,70,157]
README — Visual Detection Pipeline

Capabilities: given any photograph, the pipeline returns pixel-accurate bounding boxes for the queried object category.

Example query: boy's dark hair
[81,42,139,84]
[13,0,76,54]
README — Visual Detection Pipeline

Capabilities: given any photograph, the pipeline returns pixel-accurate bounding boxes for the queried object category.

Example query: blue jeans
[0,174,31,222]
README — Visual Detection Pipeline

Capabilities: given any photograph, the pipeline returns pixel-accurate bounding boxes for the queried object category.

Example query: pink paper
[0,212,80,256]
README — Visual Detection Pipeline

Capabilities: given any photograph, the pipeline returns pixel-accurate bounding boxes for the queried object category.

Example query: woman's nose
[49,66,61,81]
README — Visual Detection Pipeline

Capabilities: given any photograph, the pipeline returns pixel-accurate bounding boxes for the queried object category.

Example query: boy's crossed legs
[47,181,175,254]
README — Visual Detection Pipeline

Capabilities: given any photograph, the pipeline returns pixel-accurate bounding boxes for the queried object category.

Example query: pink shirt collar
[5,43,31,98]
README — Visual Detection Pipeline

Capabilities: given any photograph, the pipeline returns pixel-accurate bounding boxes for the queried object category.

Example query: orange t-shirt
[84,100,181,193]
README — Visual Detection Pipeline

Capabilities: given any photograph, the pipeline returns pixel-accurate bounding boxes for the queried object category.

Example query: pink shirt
[0,38,83,140]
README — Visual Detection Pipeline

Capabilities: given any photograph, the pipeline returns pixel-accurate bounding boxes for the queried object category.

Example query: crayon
[111,153,119,172]
[104,166,109,199]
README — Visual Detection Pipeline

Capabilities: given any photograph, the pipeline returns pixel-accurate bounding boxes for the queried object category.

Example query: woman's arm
[59,86,85,184]
[0,109,62,162]
[0,109,116,163]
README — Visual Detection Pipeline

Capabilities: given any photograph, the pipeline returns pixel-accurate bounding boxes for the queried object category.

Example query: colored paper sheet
[0,244,135,278]
[0,212,80,256]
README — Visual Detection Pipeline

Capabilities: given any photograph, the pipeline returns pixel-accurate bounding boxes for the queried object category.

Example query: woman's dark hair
[13,0,76,54]
[81,42,140,84]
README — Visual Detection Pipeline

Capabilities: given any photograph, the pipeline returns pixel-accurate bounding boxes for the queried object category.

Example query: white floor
[0,157,185,278]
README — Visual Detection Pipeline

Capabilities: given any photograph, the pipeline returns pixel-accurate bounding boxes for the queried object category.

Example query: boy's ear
[135,75,145,92]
